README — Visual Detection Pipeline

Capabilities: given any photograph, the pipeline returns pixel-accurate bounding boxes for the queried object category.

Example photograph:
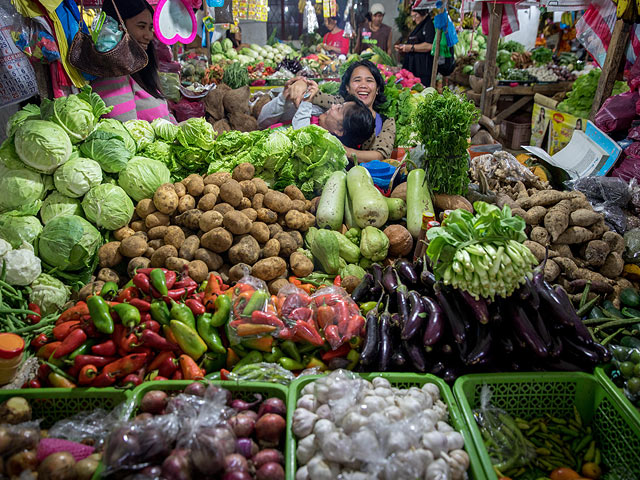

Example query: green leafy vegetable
[6,104,41,138]
[79,129,133,173]
[82,184,134,230]
[38,215,101,271]
[41,192,83,224]
[53,157,103,198]
[531,47,553,65]
[558,69,629,119]
[151,118,179,143]
[29,273,70,316]
[0,141,47,214]
[176,117,216,151]
[222,63,250,89]
[14,120,73,174]
[118,156,171,202]
[96,118,137,155]
[124,119,156,151]
[0,215,42,249]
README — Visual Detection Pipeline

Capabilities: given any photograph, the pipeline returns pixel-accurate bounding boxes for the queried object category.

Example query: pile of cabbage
[0,87,171,279]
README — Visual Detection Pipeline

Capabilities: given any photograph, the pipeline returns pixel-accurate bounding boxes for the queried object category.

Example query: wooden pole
[479,2,502,117]
[589,19,631,119]
[430,28,442,88]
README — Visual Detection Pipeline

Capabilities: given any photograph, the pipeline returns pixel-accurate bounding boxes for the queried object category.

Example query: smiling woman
[91,0,175,123]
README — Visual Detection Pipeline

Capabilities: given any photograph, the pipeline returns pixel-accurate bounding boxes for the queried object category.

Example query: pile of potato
[97,162,316,294]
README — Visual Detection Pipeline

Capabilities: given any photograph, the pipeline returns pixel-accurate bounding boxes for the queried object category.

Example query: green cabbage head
[41,192,83,224]
[14,120,72,173]
[152,118,179,143]
[118,156,171,202]
[176,117,216,151]
[38,215,101,271]
[0,215,43,249]
[29,273,71,316]
[96,118,137,155]
[79,130,132,173]
[82,184,134,230]
[53,157,103,198]
[0,143,47,215]
[6,104,41,138]
[125,120,155,151]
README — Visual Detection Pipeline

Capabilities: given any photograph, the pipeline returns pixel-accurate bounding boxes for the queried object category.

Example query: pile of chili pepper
[25,270,233,388]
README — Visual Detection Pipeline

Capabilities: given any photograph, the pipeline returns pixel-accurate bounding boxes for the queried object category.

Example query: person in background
[91,0,175,123]
[226,26,247,50]
[395,0,435,87]
[355,3,393,56]
[322,16,350,55]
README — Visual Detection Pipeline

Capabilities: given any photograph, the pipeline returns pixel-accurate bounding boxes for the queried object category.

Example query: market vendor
[91,0,175,123]
[226,26,248,50]
[395,0,435,87]
[303,59,396,163]
[322,16,350,56]
[354,3,393,56]
[257,79,374,149]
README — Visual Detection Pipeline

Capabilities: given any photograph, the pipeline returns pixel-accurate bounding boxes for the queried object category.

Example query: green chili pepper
[211,294,232,327]
[88,295,114,334]
[231,344,249,357]
[242,291,269,317]
[170,320,207,360]
[68,339,98,361]
[232,350,263,371]
[281,340,301,362]
[112,303,141,328]
[150,300,171,326]
[263,346,283,363]
[199,281,208,292]
[100,281,119,299]
[346,348,360,369]
[360,301,377,315]
[297,343,319,355]
[171,300,196,330]
[278,356,305,370]
[150,268,168,296]
[197,313,226,354]
[122,279,135,290]
[201,352,225,373]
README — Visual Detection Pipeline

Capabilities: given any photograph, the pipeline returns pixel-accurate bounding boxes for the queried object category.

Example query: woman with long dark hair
[91,0,175,122]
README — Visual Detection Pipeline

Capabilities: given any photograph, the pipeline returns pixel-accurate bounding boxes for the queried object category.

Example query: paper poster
[0,6,37,107]
[548,110,584,155]
[530,103,551,148]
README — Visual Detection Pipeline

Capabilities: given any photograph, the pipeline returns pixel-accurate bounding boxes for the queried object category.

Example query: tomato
[550,468,582,480]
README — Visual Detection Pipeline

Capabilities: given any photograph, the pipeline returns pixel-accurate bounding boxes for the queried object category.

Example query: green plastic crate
[454,372,640,480]
[595,365,640,420]
[0,388,132,428]
[287,372,486,480]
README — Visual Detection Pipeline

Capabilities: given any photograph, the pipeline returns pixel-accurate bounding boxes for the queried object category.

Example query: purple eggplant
[420,269,436,289]
[395,258,418,284]
[465,323,492,365]
[510,304,548,358]
[371,263,384,290]
[459,290,489,324]
[378,305,392,371]
[533,276,576,329]
[351,274,373,302]
[396,285,410,329]
[498,333,514,354]
[382,266,399,293]
[525,277,540,309]
[430,361,445,376]
[401,291,426,340]
[422,296,444,346]
[530,309,552,349]
[435,287,466,344]
[549,336,563,358]
[402,340,427,372]
[561,336,600,368]
[553,285,592,344]
[360,308,380,366]
[591,341,612,363]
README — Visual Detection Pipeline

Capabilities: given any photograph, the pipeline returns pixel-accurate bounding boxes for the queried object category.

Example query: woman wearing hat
[91,0,175,122]
[355,3,393,55]
[395,0,435,86]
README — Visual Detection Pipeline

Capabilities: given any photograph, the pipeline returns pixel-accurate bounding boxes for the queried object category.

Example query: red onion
[222,472,252,480]
[256,462,285,480]
[235,438,259,458]
[223,453,249,472]
[255,414,285,447]
[134,413,153,422]
[207,385,232,405]
[140,390,168,414]
[229,414,255,437]
[231,393,262,411]
[239,410,258,421]
[141,465,162,476]
[184,382,206,397]
[257,398,286,418]
[161,449,191,480]
[252,449,284,467]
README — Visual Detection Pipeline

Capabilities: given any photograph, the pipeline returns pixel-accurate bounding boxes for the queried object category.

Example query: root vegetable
[256,462,285,480]
[257,208,278,224]
[239,180,257,198]
[255,414,285,447]
[179,235,200,260]
[228,236,260,265]
[151,245,178,268]
[583,240,610,267]
[289,231,304,248]
[148,226,169,240]
[384,225,413,257]
[291,200,306,212]
[551,244,573,259]
[128,257,151,277]
[544,200,571,242]
[176,209,203,230]
[590,219,608,238]
[220,180,243,207]
[567,279,614,295]
[524,241,546,263]
[114,226,135,241]
[166,257,189,271]
[530,226,550,246]
[7,450,37,477]
[258,398,286,418]
[252,257,287,281]
[569,209,601,227]
[241,208,258,222]
[164,226,186,249]
[252,194,264,210]
[206,172,232,186]
[130,220,146,232]
[224,453,249,473]
[154,184,179,215]
[274,232,296,257]
[145,212,170,229]
[232,163,255,182]
[600,252,624,279]
[264,191,292,214]
[223,472,252,480]
[187,260,209,283]
[0,397,31,424]
[198,193,218,211]
[236,438,259,458]
[201,228,234,253]
[38,452,76,480]
[290,252,314,277]
[433,194,473,212]
[195,248,223,271]
[75,457,99,480]
[174,182,186,197]
[603,231,625,254]
[204,184,220,196]
[141,390,168,414]
[229,264,252,282]
[268,278,289,295]
[199,211,224,232]
[342,275,360,293]
[544,259,560,282]
[284,185,305,201]
[239,197,252,210]
[97,268,120,284]
[518,190,570,209]
[262,239,280,258]
[229,415,255,437]
[250,222,270,244]
[185,175,205,197]
[224,211,252,235]
[99,242,123,268]
[148,239,165,250]
[119,235,148,258]
[523,206,547,225]
[252,178,268,195]
[556,226,594,244]
[178,195,196,214]
[136,198,156,218]
[285,211,310,231]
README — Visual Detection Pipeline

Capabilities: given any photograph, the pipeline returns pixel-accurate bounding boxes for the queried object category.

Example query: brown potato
[219,179,243,207]
[239,197,252,209]
[194,248,223,271]
[256,208,278,224]
[119,236,148,258]
[78,282,104,302]
[250,222,270,244]
[133,231,148,242]
[252,257,287,281]
[148,239,165,250]
[205,172,232,186]
[199,210,224,232]
[198,193,218,211]
[291,200,306,212]
[290,252,314,277]
[185,174,205,197]
[153,183,179,215]
[150,245,178,268]
[264,190,292,213]
[128,257,151,277]
[136,198,156,218]
[145,247,155,257]
[148,226,169,240]
[251,177,268,195]
[285,210,309,231]
[178,195,196,213]
[130,220,146,232]
[224,210,251,235]
[268,278,290,295]
[145,212,170,229]
[261,238,280,258]
[241,208,257,222]
[230,263,252,282]
[38,451,75,480]
[275,232,297,257]
[166,256,189,272]
[252,193,264,210]
[284,185,305,201]
[7,450,38,477]
[176,209,202,230]
[113,226,135,241]
[288,230,304,248]
[213,202,235,216]
[99,242,123,268]
[232,162,255,181]
[201,227,233,253]
[303,212,316,230]
[173,182,186,197]
[240,180,257,198]
[309,197,321,215]
[164,226,186,249]
[229,236,260,265]
[179,235,200,260]
[187,260,208,283]
[305,200,313,212]
[268,224,282,238]
[97,268,120,284]
[203,184,220,196]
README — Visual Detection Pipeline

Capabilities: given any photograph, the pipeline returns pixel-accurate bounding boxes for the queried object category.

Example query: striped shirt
[91,75,176,123]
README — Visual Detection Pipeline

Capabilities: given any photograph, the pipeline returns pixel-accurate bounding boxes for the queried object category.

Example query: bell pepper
[171,370,184,380]
[324,324,341,346]
[281,293,311,316]
[150,268,169,296]
[197,313,226,354]
[263,346,284,363]
[37,342,61,360]
[138,329,178,351]
[170,320,207,360]
[316,304,336,328]
[88,295,114,334]
[242,291,270,317]
[201,352,225,373]
[53,321,80,340]
[53,329,87,359]
[170,300,196,330]
[137,319,161,333]
[278,357,305,370]
[281,340,301,362]
[57,301,89,324]
[74,355,117,369]
[251,310,285,328]
[294,320,324,346]
[31,333,50,349]
[28,379,42,389]
[178,354,204,380]
[163,324,180,345]
[103,353,148,378]
[289,307,313,323]
[165,286,196,302]
[100,281,119,299]
[27,303,41,324]
[148,351,179,378]
[112,303,141,329]
[226,348,241,369]
[116,286,139,303]
[209,295,231,327]
[78,364,98,385]
[48,372,76,388]
[344,315,365,339]
[242,336,274,352]
[236,323,277,336]
[150,300,172,326]
[232,350,262,371]
[359,301,377,315]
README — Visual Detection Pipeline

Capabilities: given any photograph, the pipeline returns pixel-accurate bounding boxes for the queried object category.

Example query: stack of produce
[104,383,287,480]
[292,370,471,479]
[204,82,259,134]
[454,30,487,60]
[558,69,629,119]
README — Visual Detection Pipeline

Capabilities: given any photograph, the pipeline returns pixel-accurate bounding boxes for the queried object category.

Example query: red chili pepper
[27,303,41,324]
[92,340,117,357]
[140,312,152,324]
[67,364,80,378]
[116,286,140,303]
[103,353,148,378]
[313,294,343,307]
[138,329,179,351]
[171,369,183,380]
[128,298,151,312]
[36,342,61,359]
[92,372,116,387]
[133,273,151,294]
[74,355,117,369]
[37,363,51,380]
[185,298,206,316]
[178,354,204,380]
[192,291,205,303]
[324,324,341,346]
[53,329,87,358]
[53,321,80,340]
[122,373,143,387]
[148,351,178,378]
[294,320,324,346]
[333,275,342,287]
[28,379,42,389]
[78,364,98,385]
[153,376,169,381]
[220,369,231,381]
[164,287,187,301]
[251,310,286,328]
[277,327,295,340]
[57,302,89,324]
[165,271,177,290]
[321,342,351,361]
[136,267,168,276]
[173,276,198,290]
[344,315,365,339]
[334,301,351,335]
[31,333,50,349]
[289,307,313,323]
[136,320,161,334]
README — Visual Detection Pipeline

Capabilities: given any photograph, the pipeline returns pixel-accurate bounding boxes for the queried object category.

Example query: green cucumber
[406,168,434,238]
[316,171,346,230]
[346,166,389,228]
[620,288,640,308]
[385,197,407,221]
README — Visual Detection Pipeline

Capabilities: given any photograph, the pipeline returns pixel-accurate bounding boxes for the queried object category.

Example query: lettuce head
[125,120,155,151]
[176,117,216,151]
[14,120,73,174]
[152,118,179,143]
[29,273,71,315]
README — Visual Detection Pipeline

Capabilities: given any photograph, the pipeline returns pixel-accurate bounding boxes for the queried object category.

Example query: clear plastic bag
[159,72,181,103]
[228,275,281,345]
[0,421,40,458]
[10,17,60,63]
[594,90,639,133]
[95,15,123,53]
[470,151,542,188]
[624,228,640,264]
[224,361,296,384]
[569,176,632,207]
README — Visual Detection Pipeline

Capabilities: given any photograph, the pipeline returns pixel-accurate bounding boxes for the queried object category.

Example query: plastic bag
[624,228,640,264]
[594,90,639,133]
[223,361,295,384]
[470,151,542,188]
[569,176,632,207]
[168,98,205,122]
[0,421,40,458]
[228,275,280,346]
[159,72,181,103]
[95,15,123,53]
[11,17,60,63]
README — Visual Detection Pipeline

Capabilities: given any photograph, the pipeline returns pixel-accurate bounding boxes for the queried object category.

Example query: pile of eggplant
[351,258,611,382]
